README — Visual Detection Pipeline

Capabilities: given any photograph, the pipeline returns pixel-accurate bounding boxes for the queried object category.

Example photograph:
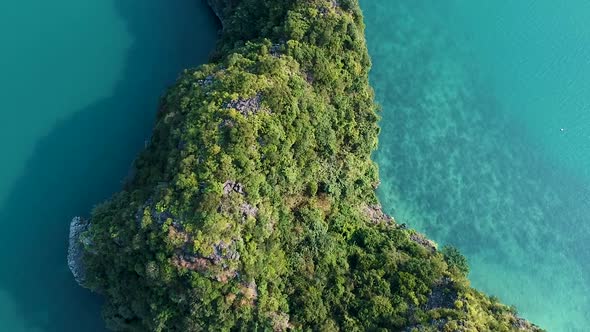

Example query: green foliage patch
[81,0,543,331]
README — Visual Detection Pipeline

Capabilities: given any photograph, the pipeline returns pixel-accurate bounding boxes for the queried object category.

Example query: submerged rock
[68,216,91,287]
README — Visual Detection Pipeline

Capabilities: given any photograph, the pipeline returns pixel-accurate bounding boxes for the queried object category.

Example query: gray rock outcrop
[68,216,91,287]
[409,232,437,252]
[225,93,263,117]
[362,204,394,224]
[425,277,457,310]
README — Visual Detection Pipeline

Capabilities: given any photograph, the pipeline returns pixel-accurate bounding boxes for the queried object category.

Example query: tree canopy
[77,0,542,331]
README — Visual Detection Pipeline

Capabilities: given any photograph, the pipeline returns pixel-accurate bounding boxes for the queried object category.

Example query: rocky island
[69,0,542,330]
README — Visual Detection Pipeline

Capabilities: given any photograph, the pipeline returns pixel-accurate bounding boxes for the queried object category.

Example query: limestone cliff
[67,217,90,287]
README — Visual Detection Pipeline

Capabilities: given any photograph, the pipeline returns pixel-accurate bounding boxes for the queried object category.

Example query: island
[69,0,542,330]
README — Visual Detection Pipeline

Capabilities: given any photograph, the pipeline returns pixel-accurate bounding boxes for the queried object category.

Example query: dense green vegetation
[78,0,542,330]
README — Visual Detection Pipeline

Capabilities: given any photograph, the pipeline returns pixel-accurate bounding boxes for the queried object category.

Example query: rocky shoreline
[67,216,91,287]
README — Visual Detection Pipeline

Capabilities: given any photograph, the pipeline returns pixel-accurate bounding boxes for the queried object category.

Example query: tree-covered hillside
[71,0,543,330]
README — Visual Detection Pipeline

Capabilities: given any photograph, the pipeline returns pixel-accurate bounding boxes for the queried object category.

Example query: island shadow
[0,1,218,331]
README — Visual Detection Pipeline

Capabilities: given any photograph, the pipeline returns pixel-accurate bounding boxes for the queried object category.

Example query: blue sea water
[362,1,590,331]
[0,0,217,330]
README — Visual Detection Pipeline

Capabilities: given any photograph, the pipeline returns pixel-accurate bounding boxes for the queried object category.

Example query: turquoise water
[362,1,590,331]
[0,0,216,330]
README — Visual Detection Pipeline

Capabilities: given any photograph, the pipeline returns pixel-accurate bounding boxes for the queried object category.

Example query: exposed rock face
[240,202,258,218]
[196,74,214,87]
[223,180,245,195]
[174,241,241,282]
[225,93,264,117]
[425,277,458,310]
[238,279,258,305]
[318,0,341,16]
[267,311,292,332]
[513,316,538,330]
[68,216,91,287]
[409,232,437,252]
[170,219,241,282]
[171,179,248,278]
[362,204,394,224]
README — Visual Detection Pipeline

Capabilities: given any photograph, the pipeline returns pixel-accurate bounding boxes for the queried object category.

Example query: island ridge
[69,0,542,330]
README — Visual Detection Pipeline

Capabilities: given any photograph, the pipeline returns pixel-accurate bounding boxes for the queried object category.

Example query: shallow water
[0,1,217,330]
[362,1,590,331]
[2,1,588,331]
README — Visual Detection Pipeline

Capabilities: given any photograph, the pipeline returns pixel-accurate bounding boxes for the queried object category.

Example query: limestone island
[69,0,543,330]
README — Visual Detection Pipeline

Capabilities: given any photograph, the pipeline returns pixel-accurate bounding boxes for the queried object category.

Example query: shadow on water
[0,0,218,330]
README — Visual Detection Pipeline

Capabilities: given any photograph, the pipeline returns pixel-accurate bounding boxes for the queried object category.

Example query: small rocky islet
[69,0,542,330]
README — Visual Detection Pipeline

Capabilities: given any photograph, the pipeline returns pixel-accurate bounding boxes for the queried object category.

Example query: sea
[0,1,588,331]
[363,1,590,331]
